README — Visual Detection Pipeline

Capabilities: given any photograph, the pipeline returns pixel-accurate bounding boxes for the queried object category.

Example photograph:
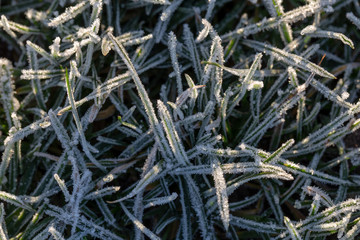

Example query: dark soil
[0,38,18,62]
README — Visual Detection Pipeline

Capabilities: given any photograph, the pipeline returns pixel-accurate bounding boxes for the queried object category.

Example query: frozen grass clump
[0,0,360,239]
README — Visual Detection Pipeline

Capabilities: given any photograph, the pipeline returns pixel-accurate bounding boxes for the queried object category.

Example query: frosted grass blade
[242,40,336,79]
[346,12,360,29]
[26,44,46,110]
[212,158,229,231]
[120,202,161,240]
[108,32,173,162]
[228,53,263,114]
[0,191,33,211]
[144,192,178,208]
[48,1,90,27]
[223,2,323,39]
[0,203,8,240]
[183,24,202,82]
[157,100,189,165]
[185,175,211,239]
[48,226,65,240]
[284,216,301,240]
[301,25,354,49]
[54,174,70,202]
[168,31,183,95]
[264,139,295,163]
[230,215,285,234]
[65,64,105,171]
[109,162,165,202]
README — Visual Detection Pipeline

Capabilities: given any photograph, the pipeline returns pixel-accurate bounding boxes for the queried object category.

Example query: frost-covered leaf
[108,32,173,162]
[120,202,160,240]
[230,215,285,234]
[54,174,70,202]
[48,1,90,27]
[242,40,336,79]
[0,0,360,239]
[0,191,33,211]
[157,100,189,165]
[168,31,182,95]
[301,25,354,49]
[211,158,229,231]
[65,65,105,170]
[0,203,8,240]
[283,216,301,240]
[144,192,178,208]
[109,162,165,202]
[223,1,323,39]
[347,12,360,29]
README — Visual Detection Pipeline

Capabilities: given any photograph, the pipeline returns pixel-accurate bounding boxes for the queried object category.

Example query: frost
[48,1,90,27]
[0,191,33,211]
[168,32,183,95]
[284,216,301,240]
[347,12,360,29]
[247,80,264,90]
[212,158,229,231]
[196,19,212,42]
[157,100,190,165]
[120,202,161,240]
[0,0,359,239]
[243,40,336,79]
[0,203,8,240]
[154,0,183,43]
[144,192,178,208]
[54,174,70,202]
[301,25,354,49]
[48,225,66,240]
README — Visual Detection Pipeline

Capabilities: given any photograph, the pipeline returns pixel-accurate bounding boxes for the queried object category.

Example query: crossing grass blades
[0,0,360,239]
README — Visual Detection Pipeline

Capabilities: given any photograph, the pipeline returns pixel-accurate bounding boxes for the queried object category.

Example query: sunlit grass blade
[284,216,301,240]
[0,191,33,211]
[242,40,336,79]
